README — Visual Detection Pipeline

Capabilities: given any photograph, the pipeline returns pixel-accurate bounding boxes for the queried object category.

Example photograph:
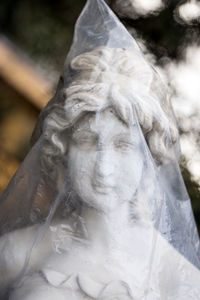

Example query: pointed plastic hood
[65,0,140,64]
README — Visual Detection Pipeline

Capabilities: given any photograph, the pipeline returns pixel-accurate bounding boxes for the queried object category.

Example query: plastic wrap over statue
[0,0,200,299]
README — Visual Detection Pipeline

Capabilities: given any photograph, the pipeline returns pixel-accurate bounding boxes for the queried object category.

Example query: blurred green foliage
[0,0,85,70]
[181,158,200,233]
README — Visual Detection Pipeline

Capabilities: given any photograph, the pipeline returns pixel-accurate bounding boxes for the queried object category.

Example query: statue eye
[114,140,134,151]
[71,132,98,149]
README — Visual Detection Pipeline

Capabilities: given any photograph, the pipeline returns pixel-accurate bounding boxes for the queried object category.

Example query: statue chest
[39,242,152,299]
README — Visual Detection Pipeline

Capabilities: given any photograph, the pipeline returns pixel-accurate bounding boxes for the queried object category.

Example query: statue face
[68,109,144,212]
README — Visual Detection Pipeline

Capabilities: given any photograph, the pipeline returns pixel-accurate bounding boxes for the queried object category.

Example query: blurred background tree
[0,0,199,232]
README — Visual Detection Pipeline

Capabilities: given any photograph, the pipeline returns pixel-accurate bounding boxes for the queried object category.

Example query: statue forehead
[72,109,131,136]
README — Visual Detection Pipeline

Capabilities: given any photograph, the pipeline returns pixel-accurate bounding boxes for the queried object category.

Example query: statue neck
[79,202,131,252]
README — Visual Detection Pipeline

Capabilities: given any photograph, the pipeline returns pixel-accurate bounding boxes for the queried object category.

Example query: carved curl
[63,46,179,164]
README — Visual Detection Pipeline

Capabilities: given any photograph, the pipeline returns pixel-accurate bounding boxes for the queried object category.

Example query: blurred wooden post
[0,37,52,109]
[0,36,54,193]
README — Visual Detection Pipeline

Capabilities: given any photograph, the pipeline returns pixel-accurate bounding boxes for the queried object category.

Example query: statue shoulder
[0,224,41,296]
[0,222,58,295]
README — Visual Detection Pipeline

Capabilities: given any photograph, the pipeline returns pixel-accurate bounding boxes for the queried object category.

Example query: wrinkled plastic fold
[0,0,200,299]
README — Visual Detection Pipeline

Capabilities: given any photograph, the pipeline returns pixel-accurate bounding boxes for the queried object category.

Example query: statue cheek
[118,153,143,186]
[70,154,96,189]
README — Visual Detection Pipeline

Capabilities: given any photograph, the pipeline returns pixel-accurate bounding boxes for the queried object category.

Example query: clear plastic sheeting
[0,0,200,299]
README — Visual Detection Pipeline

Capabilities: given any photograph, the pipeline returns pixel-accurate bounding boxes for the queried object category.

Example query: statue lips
[91,181,115,194]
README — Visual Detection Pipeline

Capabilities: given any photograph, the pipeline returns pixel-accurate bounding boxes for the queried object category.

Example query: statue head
[38,46,178,215]
[67,108,144,213]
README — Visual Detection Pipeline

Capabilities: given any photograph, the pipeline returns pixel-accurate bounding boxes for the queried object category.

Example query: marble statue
[0,45,200,300]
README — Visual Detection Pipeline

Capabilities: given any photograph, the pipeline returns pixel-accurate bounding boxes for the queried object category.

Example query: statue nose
[94,149,115,180]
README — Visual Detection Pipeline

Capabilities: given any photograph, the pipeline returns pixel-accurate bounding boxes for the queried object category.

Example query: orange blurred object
[0,36,54,194]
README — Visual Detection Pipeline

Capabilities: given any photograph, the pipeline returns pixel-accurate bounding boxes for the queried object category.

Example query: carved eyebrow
[112,133,132,140]
[71,129,98,140]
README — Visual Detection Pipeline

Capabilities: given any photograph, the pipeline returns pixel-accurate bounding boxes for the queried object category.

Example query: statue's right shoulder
[0,224,38,296]
[0,223,53,295]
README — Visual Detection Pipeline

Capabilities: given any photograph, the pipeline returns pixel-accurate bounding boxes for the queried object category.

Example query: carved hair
[66,47,178,162]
